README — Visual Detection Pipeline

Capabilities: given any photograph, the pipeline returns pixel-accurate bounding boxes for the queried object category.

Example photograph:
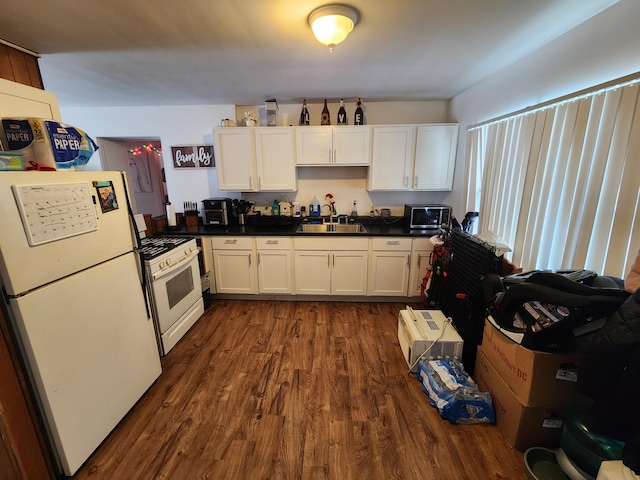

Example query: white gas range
[139,235,204,356]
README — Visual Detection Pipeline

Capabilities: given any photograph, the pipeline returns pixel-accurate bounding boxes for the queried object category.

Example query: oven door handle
[151,249,199,281]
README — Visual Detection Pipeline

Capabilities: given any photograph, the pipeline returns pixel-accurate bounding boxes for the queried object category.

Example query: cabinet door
[368,251,410,296]
[332,251,368,295]
[333,127,370,165]
[368,126,415,190]
[413,124,459,191]
[257,250,292,294]
[254,127,297,191]
[408,249,433,297]
[296,127,332,165]
[294,251,331,294]
[213,250,257,294]
[213,128,257,191]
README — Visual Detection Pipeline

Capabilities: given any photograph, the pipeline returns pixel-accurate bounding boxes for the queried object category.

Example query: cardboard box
[475,347,568,451]
[481,319,582,407]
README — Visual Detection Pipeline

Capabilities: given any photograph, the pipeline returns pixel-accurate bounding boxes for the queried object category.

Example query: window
[466,78,640,278]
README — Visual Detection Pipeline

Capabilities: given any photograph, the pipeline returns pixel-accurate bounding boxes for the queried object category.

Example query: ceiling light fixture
[308,4,360,53]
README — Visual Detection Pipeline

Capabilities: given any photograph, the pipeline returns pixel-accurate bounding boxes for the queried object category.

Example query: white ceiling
[0,0,620,108]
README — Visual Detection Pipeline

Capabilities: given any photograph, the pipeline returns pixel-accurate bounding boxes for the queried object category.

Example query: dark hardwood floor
[74,300,527,479]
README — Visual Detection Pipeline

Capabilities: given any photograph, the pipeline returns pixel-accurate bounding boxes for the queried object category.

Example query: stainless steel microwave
[404,204,452,229]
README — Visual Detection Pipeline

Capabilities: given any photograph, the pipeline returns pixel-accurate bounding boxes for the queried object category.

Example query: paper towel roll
[166,204,177,226]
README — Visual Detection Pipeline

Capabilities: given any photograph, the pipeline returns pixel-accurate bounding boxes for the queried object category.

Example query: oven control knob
[159,260,166,269]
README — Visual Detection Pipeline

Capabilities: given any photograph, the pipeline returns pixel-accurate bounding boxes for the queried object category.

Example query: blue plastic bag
[417,358,495,424]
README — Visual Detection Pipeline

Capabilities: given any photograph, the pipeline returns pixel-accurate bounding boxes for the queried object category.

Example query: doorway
[97,138,166,217]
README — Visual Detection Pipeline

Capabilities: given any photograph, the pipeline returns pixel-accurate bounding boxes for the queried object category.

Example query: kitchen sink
[296,223,368,234]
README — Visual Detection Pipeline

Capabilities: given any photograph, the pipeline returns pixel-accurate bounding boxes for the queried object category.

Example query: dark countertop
[159,216,441,238]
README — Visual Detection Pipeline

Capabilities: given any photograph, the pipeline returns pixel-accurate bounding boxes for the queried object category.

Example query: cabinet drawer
[294,237,368,251]
[256,237,292,250]
[211,237,254,250]
[412,237,435,251]
[371,238,412,250]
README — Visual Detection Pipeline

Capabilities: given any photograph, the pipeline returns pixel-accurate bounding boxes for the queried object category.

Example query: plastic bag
[416,358,495,424]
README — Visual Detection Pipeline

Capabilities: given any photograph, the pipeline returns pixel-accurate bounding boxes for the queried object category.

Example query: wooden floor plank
[74,299,528,480]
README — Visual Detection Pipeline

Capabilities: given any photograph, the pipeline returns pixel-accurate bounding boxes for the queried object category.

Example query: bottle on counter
[351,200,358,216]
[299,99,310,126]
[337,98,347,125]
[166,202,177,226]
[292,202,301,217]
[354,98,364,125]
[321,99,331,125]
[272,199,280,216]
[309,196,321,217]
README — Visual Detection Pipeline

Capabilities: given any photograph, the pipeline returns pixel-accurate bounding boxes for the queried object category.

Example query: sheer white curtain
[466,80,640,278]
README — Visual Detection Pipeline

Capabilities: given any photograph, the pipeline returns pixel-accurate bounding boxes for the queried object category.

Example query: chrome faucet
[324,193,336,224]
[322,204,334,224]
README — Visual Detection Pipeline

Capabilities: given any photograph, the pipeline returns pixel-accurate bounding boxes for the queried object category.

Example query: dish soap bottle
[351,200,358,217]
[309,196,321,217]
[272,199,280,216]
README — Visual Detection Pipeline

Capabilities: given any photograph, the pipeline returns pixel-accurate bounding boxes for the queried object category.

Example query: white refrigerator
[0,170,162,476]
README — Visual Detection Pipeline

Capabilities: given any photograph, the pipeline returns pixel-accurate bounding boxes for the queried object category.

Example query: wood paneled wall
[0,42,43,89]
[0,308,53,479]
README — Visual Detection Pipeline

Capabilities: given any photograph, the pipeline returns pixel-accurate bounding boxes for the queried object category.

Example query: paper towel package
[1,118,98,170]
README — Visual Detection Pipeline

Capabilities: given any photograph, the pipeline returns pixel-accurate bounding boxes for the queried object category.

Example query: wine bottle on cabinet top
[337,98,347,125]
[321,99,331,125]
[354,98,364,125]
[299,99,310,125]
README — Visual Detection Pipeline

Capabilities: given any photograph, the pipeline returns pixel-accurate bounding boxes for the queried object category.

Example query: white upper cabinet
[413,124,459,191]
[214,127,297,192]
[368,124,458,191]
[296,126,370,166]
[254,127,297,191]
[214,128,257,191]
[367,126,416,190]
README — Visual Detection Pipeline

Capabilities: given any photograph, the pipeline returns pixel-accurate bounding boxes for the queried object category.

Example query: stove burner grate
[139,236,192,260]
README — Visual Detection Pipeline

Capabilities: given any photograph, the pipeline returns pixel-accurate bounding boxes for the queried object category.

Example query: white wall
[450,0,640,212]
[62,105,235,213]
[61,101,452,217]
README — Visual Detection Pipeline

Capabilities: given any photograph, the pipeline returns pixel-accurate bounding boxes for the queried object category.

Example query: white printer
[398,307,463,372]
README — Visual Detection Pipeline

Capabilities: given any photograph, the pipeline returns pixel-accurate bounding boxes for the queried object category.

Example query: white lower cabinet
[256,237,292,294]
[368,238,412,296]
[210,234,430,298]
[212,237,257,294]
[408,237,435,297]
[294,237,368,295]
